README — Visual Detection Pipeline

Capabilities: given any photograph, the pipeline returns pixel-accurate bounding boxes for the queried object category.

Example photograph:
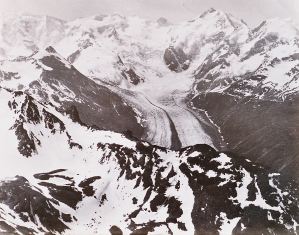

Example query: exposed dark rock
[0,176,70,234]
[117,56,142,85]
[64,105,84,125]
[164,46,190,72]
[110,225,123,235]
[7,92,67,157]
[36,53,144,139]
[97,142,299,234]
[79,176,102,197]
[34,169,68,180]
[191,92,299,181]
[38,182,82,209]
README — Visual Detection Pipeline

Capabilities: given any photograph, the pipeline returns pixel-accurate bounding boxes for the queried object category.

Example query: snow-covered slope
[0,9,298,98]
[193,18,299,100]
[0,14,65,59]
[187,13,299,181]
[0,45,219,150]
[0,47,146,139]
[0,87,298,234]
[1,8,299,167]
[1,8,299,234]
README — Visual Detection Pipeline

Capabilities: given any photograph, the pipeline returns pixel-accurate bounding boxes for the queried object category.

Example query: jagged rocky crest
[0,8,299,235]
[0,87,298,234]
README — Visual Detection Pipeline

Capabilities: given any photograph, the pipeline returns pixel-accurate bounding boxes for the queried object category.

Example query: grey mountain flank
[0,8,299,235]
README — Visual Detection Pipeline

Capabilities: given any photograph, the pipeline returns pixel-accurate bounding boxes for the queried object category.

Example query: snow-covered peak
[187,7,249,39]
[0,13,66,59]
[0,10,299,235]
[33,46,72,69]
[199,7,218,17]
[0,13,65,39]
[67,13,127,32]
[0,11,298,98]
[168,8,250,70]
[198,7,247,30]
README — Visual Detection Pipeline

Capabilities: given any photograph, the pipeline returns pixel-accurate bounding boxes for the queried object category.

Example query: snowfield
[0,87,298,235]
[0,8,298,235]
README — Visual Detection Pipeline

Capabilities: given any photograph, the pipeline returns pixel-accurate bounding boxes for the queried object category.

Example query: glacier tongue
[100,61,220,149]
[0,9,299,235]
[0,86,297,235]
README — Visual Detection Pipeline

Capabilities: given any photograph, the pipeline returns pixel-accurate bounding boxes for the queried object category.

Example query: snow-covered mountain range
[0,8,299,234]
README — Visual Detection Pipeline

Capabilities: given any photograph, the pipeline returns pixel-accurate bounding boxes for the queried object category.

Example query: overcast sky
[0,0,298,27]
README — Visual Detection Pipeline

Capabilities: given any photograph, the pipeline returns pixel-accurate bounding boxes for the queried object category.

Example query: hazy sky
[0,0,298,27]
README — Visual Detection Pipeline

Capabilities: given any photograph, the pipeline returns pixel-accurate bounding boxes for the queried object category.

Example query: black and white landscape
[0,6,299,235]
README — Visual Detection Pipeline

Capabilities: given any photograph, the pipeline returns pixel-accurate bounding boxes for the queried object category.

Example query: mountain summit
[0,9,299,234]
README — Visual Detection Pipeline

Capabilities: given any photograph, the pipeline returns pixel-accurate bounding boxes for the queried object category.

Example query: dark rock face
[0,70,20,81]
[0,176,71,234]
[34,169,83,209]
[39,182,82,209]
[117,56,142,85]
[164,46,190,72]
[64,105,85,125]
[8,91,67,157]
[2,84,298,234]
[28,52,144,139]
[67,49,81,64]
[179,146,299,235]
[0,140,298,234]
[188,22,299,182]
[79,176,102,197]
[191,92,299,181]
[96,142,299,235]
[12,121,39,157]
[110,226,123,235]
[1,12,299,235]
